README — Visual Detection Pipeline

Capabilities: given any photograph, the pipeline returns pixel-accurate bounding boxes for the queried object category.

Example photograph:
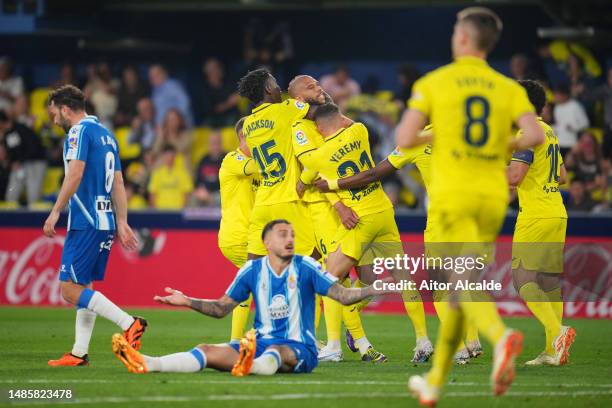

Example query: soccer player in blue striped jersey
[111,220,387,376]
[44,85,146,367]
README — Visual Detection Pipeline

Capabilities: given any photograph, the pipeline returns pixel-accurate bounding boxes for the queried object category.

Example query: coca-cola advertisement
[1,227,610,318]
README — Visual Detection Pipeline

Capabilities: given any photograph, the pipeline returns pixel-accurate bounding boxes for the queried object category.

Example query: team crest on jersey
[288,275,297,289]
[269,294,289,320]
[295,100,306,109]
[295,130,308,146]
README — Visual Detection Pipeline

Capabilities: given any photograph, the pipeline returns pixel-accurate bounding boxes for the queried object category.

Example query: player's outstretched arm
[111,171,139,250]
[510,113,545,151]
[326,280,393,306]
[314,159,396,192]
[154,287,238,318]
[43,159,85,237]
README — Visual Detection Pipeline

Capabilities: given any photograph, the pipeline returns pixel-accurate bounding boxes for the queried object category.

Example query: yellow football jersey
[243,98,309,206]
[511,118,567,220]
[292,119,335,203]
[409,56,534,199]
[308,122,392,216]
[218,149,260,247]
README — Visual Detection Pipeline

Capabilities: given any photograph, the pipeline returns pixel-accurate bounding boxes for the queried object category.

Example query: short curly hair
[237,68,271,104]
[518,79,546,115]
[48,84,86,112]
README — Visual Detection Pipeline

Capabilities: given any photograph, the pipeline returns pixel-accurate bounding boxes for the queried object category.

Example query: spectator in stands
[201,58,240,127]
[566,178,596,212]
[393,63,420,107]
[115,65,149,127]
[510,53,539,80]
[577,67,612,159]
[193,130,224,207]
[148,144,193,209]
[52,62,79,88]
[320,65,360,109]
[12,94,35,129]
[148,64,193,127]
[84,62,119,127]
[0,57,25,114]
[152,108,192,167]
[552,83,589,156]
[0,110,46,204]
[125,181,147,210]
[0,144,9,200]
[565,131,605,193]
[129,97,156,151]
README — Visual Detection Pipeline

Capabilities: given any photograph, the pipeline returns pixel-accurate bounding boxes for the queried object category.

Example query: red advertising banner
[0,228,610,319]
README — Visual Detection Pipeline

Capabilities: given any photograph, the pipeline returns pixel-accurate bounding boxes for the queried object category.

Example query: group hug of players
[44,6,575,407]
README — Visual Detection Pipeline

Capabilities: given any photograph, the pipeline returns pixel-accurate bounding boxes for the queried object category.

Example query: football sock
[341,278,367,343]
[545,287,564,324]
[323,296,342,350]
[355,336,373,355]
[427,304,464,388]
[144,348,206,372]
[71,308,96,358]
[77,289,134,331]
[433,291,465,352]
[465,322,480,345]
[460,294,505,346]
[402,288,428,340]
[520,283,560,354]
[314,294,322,334]
[251,349,281,375]
[230,295,252,342]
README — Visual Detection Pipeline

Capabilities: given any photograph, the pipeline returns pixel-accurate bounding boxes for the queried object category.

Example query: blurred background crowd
[1,1,611,214]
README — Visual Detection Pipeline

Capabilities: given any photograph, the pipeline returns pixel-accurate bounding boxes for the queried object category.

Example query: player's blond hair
[457,7,503,53]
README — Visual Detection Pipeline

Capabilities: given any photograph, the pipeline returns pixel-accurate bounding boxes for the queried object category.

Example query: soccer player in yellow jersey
[288,75,387,363]
[299,103,433,362]
[237,68,317,259]
[396,7,546,405]
[506,80,575,366]
[218,117,260,342]
[314,126,484,364]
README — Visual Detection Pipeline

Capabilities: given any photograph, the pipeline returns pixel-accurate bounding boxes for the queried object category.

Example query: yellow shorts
[429,193,506,257]
[330,208,402,265]
[219,244,248,268]
[512,217,567,273]
[307,200,341,259]
[247,201,316,256]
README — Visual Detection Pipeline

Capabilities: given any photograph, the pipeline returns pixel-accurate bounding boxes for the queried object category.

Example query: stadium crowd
[0,38,611,213]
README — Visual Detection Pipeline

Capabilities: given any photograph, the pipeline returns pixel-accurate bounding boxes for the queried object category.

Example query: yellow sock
[427,305,464,388]
[545,287,563,324]
[314,294,322,334]
[340,278,367,340]
[460,294,506,346]
[433,290,449,323]
[230,295,252,341]
[323,296,343,342]
[402,288,428,340]
[520,283,561,354]
[464,321,480,344]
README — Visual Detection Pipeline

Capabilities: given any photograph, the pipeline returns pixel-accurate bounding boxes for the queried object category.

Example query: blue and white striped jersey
[226,255,337,349]
[63,115,121,231]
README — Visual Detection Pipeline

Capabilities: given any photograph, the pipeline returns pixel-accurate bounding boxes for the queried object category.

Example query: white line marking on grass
[6,390,612,406]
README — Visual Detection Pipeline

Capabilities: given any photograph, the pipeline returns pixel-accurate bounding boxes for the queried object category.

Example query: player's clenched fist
[154,287,190,307]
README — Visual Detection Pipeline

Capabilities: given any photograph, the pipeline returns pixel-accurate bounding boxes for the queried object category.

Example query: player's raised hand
[154,287,190,307]
[314,178,330,192]
[117,222,139,251]
[43,210,60,237]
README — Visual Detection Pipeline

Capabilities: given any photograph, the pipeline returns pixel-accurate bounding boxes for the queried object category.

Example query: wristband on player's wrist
[327,179,339,190]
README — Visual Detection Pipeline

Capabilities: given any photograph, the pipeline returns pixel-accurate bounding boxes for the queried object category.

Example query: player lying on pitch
[112,219,392,375]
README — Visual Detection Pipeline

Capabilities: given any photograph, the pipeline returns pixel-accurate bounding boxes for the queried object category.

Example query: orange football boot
[123,317,148,351]
[48,352,89,367]
[112,333,147,374]
[231,329,257,377]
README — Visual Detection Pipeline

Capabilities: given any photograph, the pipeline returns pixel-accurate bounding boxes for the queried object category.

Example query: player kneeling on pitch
[112,219,390,375]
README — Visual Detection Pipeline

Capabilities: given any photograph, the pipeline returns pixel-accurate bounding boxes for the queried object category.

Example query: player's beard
[58,111,71,132]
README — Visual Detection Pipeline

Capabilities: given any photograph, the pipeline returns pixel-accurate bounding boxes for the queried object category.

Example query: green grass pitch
[1,307,611,407]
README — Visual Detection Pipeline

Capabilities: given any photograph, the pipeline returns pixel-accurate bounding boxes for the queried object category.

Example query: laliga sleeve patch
[65,125,82,160]
[295,130,308,146]
[390,147,403,157]
[295,100,306,109]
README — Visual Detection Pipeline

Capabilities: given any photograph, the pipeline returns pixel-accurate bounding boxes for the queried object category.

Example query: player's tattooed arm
[154,288,237,318]
[326,282,379,306]
[188,295,238,318]
[314,159,396,192]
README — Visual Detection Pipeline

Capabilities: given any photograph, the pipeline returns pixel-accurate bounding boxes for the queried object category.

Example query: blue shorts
[59,229,114,285]
[229,337,318,374]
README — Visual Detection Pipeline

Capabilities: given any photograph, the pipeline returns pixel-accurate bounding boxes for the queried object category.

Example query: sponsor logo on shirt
[96,198,113,212]
[269,294,289,320]
[295,130,308,146]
